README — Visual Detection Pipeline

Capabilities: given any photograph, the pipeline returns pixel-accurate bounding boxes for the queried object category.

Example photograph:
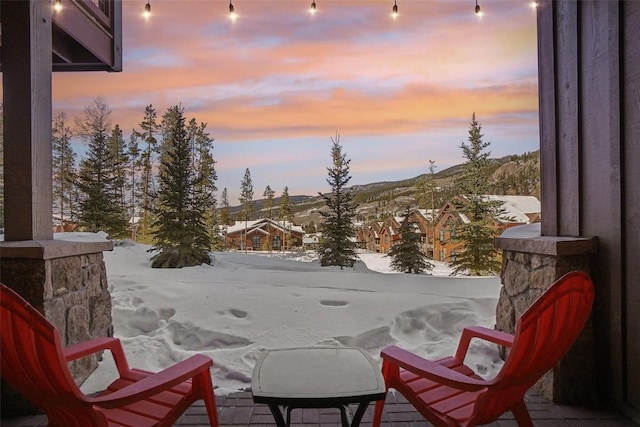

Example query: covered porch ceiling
[0,0,121,72]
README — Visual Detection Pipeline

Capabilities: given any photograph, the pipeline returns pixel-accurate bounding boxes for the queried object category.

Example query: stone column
[0,239,113,416]
[494,223,599,405]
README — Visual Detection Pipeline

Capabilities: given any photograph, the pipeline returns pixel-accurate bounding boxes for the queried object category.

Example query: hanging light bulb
[391,0,398,19]
[53,0,63,12]
[309,0,317,15]
[530,0,539,8]
[143,1,151,19]
[229,0,237,21]
[474,0,483,17]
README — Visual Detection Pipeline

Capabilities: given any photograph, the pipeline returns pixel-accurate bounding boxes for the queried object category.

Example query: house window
[440,248,445,261]
[450,228,457,239]
[252,236,261,249]
[439,228,445,242]
[451,251,458,261]
[273,235,282,249]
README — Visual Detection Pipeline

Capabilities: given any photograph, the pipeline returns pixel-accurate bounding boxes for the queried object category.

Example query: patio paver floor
[1,390,636,426]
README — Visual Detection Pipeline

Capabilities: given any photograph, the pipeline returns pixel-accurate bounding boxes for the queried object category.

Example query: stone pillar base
[494,224,599,405]
[0,238,113,417]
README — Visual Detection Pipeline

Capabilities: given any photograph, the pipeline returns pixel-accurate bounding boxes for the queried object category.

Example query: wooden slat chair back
[1,284,82,414]
[373,271,594,427]
[473,271,594,422]
[0,283,219,427]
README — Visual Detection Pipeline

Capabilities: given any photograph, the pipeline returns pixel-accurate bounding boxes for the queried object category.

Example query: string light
[143,1,151,19]
[134,0,537,23]
[229,0,237,21]
[53,0,62,12]
[474,0,483,17]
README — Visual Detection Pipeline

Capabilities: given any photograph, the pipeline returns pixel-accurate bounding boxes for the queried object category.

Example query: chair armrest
[454,326,514,361]
[64,337,131,376]
[86,354,214,409]
[381,346,489,392]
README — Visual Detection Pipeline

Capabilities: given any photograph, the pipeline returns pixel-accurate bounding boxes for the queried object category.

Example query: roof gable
[227,218,304,235]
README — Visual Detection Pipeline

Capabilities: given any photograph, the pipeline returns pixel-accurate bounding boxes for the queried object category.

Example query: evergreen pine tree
[133,105,160,240]
[415,160,439,252]
[263,185,275,251]
[318,133,359,268]
[450,113,506,276]
[239,168,254,252]
[263,185,275,220]
[76,97,128,237]
[126,134,142,240]
[415,160,437,211]
[107,124,130,217]
[187,119,218,249]
[387,208,433,274]
[220,188,230,226]
[209,199,225,251]
[279,186,292,249]
[304,221,316,234]
[219,187,231,249]
[149,105,211,268]
[52,112,77,229]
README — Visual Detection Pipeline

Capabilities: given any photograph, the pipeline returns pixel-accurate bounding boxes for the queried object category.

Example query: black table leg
[338,405,350,427]
[267,404,287,427]
[350,401,369,427]
[286,406,294,426]
[262,400,381,426]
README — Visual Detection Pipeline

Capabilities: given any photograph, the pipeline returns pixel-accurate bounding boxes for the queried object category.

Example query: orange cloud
[3,0,539,200]
[0,0,542,207]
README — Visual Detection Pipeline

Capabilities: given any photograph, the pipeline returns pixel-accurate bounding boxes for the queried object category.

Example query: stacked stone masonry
[494,224,598,406]
[0,240,114,404]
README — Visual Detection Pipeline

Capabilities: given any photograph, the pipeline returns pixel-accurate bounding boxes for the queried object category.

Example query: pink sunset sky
[50,0,539,203]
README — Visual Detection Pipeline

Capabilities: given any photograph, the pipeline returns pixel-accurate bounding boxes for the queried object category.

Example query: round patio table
[251,346,386,427]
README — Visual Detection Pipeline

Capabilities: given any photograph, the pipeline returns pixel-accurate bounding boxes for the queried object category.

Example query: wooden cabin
[378,216,401,254]
[433,195,540,262]
[225,218,304,251]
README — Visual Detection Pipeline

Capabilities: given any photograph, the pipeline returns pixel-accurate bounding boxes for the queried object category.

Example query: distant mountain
[229,150,540,226]
[236,195,315,214]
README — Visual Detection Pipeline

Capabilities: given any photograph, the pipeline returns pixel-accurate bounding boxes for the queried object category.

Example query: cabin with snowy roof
[225,218,304,251]
[433,195,541,262]
[378,216,401,254]
[356,221,382,252]
[358,209,437,255]
[407,209,437,258]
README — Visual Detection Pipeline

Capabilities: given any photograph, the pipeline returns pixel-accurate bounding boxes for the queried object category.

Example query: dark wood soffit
[0,0,122,72]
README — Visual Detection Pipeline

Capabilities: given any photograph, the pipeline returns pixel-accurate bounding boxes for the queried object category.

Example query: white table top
[252,347,385,400]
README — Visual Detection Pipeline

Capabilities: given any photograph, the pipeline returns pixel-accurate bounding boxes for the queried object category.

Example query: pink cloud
[0,0,541,199]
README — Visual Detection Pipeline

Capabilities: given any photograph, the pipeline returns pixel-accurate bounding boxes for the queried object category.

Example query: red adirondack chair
[373,270,595,427]
[0,283,219,427]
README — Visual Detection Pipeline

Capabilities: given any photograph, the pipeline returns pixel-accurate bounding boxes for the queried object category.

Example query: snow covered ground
[74,236,504,395]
